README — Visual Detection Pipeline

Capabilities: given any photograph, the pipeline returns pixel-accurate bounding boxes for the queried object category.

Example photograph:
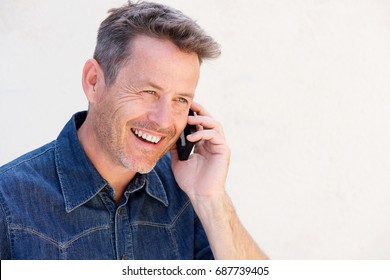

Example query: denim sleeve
[0,200,11,259]
[194,215,214,260]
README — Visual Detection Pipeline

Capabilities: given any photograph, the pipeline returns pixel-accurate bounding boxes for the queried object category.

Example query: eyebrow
[147,81,164,91]
[147,81,195,98]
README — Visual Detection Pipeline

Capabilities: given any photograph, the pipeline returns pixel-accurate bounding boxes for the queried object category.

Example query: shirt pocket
[130,223,181,259]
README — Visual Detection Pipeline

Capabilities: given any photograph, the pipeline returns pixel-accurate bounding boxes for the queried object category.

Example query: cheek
[168,120,188,147]
[175,111,189,131]
[96,103,131,140]
[177,121,187,135]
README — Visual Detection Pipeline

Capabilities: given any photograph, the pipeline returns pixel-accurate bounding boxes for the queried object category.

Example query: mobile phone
[176,109,197,160]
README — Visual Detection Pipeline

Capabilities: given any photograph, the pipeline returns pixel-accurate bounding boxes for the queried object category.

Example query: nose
[148,98,173,129]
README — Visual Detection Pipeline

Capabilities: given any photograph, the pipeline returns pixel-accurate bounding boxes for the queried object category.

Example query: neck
[77,118,136,203]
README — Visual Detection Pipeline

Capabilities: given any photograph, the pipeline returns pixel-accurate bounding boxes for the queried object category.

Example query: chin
[118,154,159,174]
[134,161,160,174]
[137,168,154,175]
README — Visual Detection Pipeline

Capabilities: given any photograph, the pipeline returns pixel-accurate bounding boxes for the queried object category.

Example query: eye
[144,90,157,95]
[141,90,158,100]
[177,97,188,104]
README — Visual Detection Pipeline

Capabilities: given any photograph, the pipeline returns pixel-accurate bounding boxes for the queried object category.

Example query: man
[0,1,267,260]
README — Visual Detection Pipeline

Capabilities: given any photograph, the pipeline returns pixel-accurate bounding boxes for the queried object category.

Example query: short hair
[93,1,221,86]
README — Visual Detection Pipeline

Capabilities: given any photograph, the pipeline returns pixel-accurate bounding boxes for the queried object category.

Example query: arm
[171,102,268,260]
[190,192,268,259]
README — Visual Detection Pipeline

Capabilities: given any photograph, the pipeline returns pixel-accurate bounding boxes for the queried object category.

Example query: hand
[170,102,231,200]
[171,103,268,260]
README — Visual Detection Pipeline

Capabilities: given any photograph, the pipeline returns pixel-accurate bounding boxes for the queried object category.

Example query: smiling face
[87,35,200,174]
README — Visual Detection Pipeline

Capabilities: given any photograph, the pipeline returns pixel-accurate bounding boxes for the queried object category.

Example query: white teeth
[132,129,161,144]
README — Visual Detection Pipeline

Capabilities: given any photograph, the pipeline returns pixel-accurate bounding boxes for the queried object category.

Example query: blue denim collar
[55,111,168,213]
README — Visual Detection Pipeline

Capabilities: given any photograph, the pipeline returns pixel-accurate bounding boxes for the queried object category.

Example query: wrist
[189,191,233,224]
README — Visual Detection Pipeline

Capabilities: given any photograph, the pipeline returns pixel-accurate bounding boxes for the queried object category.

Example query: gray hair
[93,1,221,86]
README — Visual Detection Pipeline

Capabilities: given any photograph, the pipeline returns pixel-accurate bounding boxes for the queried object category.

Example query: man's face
[91,35,200,173]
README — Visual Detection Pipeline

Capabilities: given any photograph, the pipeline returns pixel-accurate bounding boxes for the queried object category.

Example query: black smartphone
[176,109,197,160]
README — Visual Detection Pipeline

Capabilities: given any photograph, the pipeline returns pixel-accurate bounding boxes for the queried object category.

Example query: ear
[82,59,105,104]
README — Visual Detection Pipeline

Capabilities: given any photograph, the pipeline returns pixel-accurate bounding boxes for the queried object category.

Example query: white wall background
[1,0,390,259]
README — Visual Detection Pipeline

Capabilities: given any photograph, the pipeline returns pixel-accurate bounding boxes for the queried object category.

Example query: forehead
[116,35,200,90]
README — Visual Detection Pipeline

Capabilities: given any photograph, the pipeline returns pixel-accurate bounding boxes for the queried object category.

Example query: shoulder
[0,141,57,191]
[0,141,56,175]
[0,141,58,231]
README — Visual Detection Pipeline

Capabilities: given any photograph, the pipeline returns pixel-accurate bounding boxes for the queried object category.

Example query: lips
[131,128,162,144]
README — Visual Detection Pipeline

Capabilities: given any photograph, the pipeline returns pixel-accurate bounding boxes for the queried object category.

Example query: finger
[188,115,224,136]
[190,102,212,117]
[187,129,226,146]
[188,115,221,129]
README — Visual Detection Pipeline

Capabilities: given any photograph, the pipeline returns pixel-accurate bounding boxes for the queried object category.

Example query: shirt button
[121,255,129,260]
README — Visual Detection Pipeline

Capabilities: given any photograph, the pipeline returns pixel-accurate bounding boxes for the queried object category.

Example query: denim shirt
[0,112,213,260]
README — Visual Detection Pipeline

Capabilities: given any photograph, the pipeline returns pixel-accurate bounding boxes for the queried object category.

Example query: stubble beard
[95,117,173,175]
